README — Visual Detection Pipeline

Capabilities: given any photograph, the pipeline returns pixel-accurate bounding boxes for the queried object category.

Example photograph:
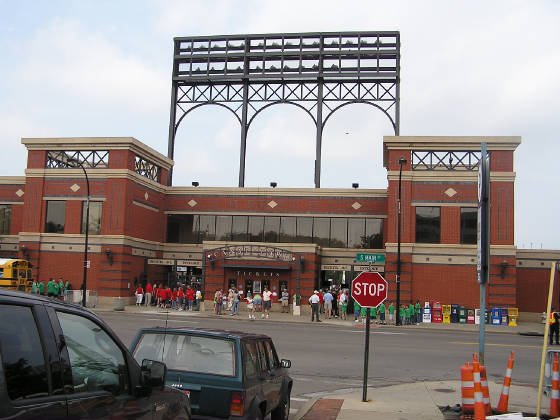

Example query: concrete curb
[293,397,320,420]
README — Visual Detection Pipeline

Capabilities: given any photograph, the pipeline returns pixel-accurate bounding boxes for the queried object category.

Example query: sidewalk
[95,304,547,419]
[94,302,545,336]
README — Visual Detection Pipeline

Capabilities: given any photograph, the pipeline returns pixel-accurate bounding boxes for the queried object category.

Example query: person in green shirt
[58,278,65,300]
[408,303,415,325]
[399,305,405,325]
[53,281,60,299]
[38,281,45,295]
[378,302,386,325]
[31,280,38,294]
[353,299,361,323]
[370,306,377,324]
[47,278,55,298]
[415,300,422,324]
[405,306,412,325]
[388,302,395,325]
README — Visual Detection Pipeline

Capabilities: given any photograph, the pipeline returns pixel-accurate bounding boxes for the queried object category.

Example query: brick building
[0,135,557,317]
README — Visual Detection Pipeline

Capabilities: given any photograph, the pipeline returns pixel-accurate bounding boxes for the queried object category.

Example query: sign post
[477,142,490,365]
[351,272,388,402]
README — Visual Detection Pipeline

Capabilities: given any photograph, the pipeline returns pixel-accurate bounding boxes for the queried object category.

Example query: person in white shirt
[262,287,273,318]
[309,290,321,322]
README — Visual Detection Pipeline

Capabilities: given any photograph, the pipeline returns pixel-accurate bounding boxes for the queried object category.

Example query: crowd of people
[211,286,293,320]
[133,282,203,311]
[29,277,72,300]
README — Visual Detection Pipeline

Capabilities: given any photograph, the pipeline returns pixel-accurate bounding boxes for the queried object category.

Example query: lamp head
[352,183,359,189]
[192,181,199,187]
[398,157,407,165]
[270,182,277,188]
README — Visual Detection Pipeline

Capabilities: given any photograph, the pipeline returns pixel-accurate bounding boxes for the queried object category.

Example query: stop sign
[351,272,388,308]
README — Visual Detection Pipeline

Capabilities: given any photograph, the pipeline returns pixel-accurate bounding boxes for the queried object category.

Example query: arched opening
[171,105,240,187]
[245,103,316,188]
[321,103,393,189]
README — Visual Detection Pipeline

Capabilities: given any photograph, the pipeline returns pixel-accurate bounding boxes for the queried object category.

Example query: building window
[0,205,11,234]
[313,218,329,247]
[216,216,232,241]
[348,218,365,248]
[263,216,280,242]
[81,201,102,235]
[45,201,66,233]
[330,218,347,248]
[248,216,264,242]
[199,215,216,242]
[365,219,384,249]
[279,217,295,242]
[460,207,477,245]
[415,207,440,243]
[296,217,313,243]
[232,216,248,241]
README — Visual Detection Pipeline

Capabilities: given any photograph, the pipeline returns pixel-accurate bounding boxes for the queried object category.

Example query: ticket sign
[351,271,388,308]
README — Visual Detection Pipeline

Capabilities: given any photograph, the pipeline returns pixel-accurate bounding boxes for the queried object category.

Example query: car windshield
[133,332,236,377]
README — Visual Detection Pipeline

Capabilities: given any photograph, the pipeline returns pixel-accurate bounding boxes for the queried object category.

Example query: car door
[255,340,275,414]
[263,340,282,408]
[50,308,154,420]
[0,302,68,420]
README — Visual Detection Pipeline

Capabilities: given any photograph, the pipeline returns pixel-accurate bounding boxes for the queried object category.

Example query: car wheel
[271,391,290,420]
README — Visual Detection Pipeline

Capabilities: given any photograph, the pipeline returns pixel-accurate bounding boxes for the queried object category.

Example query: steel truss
[168,31,400,187]
[411,151,482,171]
[46,150,109,169]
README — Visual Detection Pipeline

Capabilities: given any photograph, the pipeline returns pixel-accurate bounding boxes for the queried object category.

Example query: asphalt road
[98,310,542,401]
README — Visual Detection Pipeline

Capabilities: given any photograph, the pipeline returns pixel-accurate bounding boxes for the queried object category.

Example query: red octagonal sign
[351,272,388,308]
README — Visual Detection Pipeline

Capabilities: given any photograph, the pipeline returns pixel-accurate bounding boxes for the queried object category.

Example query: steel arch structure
[167,31,400,187]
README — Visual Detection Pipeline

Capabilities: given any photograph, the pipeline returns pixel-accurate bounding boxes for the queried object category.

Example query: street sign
[351,271,388,308]
[356,253,385,264]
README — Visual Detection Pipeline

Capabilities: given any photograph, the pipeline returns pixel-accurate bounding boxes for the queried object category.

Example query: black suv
[130,327,293,419]
[0,290,191,419]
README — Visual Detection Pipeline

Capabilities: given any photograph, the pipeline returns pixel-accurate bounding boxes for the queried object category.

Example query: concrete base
[293,305,301,316]
[113,297,127,311]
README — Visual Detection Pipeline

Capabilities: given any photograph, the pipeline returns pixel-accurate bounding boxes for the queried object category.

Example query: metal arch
[174,102,242,134]
[167,31,400,188]
[246,100,317,131]
[321,99,397,133]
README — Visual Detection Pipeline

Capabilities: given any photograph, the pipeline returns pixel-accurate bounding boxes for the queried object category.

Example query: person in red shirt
[186,286,195,311]
[135,285,143,306]
[318,290,324,314]
[145,282,153,307]
[177,287,184,311]
[171,287,178,309]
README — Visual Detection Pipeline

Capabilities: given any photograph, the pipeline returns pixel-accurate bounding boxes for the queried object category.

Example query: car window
[256,341,269,372]
[243,342,258,378]
[0,304,49,400]
[264,340,279,369]
[56,311,129,395]
[133,333,236,377]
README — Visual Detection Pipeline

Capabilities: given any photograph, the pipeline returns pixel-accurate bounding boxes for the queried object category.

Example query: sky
[0,0,559,249]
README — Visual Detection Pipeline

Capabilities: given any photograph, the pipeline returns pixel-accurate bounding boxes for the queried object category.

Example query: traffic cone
[551,353,560,417]
[472,354,491,415]
[461,362,475,414]
[473,361,486,420]
[497,351,514,413]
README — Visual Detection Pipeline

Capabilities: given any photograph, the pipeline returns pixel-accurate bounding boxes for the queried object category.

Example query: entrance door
[245,279,253,297]
[228,278,237,291]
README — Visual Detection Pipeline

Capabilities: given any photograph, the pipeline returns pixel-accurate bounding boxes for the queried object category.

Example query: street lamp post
[396,157,407,326]
[69,159,90,307]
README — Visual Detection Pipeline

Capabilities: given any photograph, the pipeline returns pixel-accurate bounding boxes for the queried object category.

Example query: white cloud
[20,19,168,114]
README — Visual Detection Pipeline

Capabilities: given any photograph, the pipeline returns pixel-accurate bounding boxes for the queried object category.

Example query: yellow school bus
[0,259,33,291]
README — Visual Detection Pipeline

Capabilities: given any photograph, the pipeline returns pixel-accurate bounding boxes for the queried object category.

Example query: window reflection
[45,201,66,233]
[0,204,12,235]
[81,201,102,235]
[416,207,440,244]
[460,208,477,245]
[166,214,384,249]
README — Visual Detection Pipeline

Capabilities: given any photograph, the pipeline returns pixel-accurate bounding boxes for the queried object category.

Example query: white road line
[335,329,406,335]
[146,318,199,323]
[290,397,309,402]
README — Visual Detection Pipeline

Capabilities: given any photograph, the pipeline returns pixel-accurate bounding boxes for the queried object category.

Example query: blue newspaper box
[491,308,501,325]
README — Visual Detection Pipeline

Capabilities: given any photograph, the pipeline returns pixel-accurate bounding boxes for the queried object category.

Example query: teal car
[130,328,292,419]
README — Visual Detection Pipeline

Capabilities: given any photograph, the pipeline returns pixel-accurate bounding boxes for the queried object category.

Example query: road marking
[291,397,309,402]
[449,341,539,349]
[336,329,406,335]
[146,318,199,324]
